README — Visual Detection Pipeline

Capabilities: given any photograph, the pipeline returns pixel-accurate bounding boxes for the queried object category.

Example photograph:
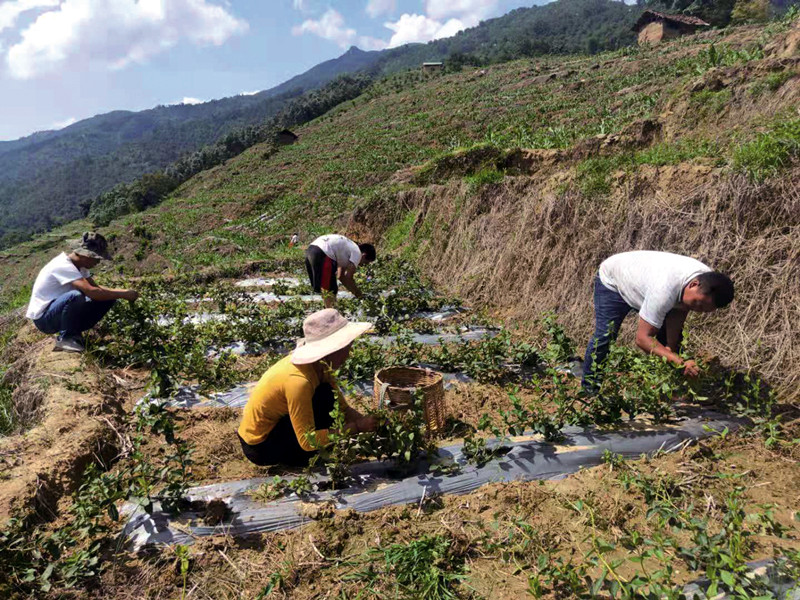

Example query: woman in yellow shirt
[238,309,377,466]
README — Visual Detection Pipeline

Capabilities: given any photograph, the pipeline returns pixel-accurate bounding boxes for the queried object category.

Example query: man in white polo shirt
[304,234,376,308]
[582,250,734,393]
[26,232,139,353]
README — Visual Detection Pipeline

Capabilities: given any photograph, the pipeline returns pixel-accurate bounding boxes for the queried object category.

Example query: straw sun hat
[291,309,372,365]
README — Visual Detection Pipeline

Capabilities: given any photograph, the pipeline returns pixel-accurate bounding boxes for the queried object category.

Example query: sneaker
[54,335,85,353]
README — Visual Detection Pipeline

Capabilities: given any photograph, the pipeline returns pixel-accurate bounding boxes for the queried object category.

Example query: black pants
[304,246,338,294]
[239,383,336,467]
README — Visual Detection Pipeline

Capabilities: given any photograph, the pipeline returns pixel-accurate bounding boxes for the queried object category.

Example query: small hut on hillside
[633,10,710,45]
[422,62,443,73]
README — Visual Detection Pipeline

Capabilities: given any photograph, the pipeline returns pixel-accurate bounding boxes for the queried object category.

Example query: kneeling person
[582,250,734,392]
[238,309,377,467]
[26,232,139,353]
[305,234,376,308]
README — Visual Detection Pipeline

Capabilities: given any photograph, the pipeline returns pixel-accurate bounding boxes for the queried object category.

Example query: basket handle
[378,382,391,409]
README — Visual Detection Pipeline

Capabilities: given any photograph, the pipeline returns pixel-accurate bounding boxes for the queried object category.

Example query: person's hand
[356,415,378,433]
[682,359,700,378]
[123,290,139,302]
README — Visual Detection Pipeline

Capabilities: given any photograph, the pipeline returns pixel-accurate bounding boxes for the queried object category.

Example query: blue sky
[0,0,554,141]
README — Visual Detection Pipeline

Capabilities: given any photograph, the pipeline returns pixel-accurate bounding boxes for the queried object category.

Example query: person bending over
[582,250,734,393]
[238,309,377,467]
[26,232,139,353]
[304,234,376,308]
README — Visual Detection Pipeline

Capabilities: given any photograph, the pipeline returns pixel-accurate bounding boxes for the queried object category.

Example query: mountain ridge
[0,0,649,246]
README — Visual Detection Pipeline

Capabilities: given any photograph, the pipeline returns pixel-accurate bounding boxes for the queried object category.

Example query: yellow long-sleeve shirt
[238,355,343,451]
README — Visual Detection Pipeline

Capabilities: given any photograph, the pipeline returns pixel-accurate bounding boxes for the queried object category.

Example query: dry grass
[365,163,800,401]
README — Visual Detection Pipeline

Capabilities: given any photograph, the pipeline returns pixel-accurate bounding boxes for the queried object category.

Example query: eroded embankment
[0,324,135,523]
[352,152,800,401]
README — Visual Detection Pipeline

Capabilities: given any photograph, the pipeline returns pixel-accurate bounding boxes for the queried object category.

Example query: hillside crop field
[1,15,800,600]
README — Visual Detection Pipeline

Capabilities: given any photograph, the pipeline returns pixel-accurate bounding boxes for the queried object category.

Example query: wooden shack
[422,62,443,73]
[633,10,710,45]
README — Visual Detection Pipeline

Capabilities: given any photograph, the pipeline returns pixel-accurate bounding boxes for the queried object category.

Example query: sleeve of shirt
[285,374,329,451]
[350,247,362,267]
[342,239,361,267]
[639,283,677,329]
[52,260,85,285]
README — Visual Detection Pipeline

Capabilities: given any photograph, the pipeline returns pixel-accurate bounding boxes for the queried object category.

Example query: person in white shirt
[304,234,376,308]
[26,232,139,353]
[582,250,734,393]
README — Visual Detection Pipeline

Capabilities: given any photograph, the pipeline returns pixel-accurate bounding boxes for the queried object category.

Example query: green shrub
[731,117,800,181]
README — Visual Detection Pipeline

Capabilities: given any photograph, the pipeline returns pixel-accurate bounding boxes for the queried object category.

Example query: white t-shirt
[26,253,90,320]
[598,251,711,328]
[310,234,362,267]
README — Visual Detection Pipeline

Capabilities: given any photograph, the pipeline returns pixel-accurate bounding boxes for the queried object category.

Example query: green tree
[731,0,771,23]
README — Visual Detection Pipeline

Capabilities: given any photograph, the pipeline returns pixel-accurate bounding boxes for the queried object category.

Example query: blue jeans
[581,277,676,392]
[33,290,116,339]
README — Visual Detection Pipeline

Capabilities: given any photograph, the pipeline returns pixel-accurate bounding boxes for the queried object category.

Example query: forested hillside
[0,0,641,248]
[0,0,790,249]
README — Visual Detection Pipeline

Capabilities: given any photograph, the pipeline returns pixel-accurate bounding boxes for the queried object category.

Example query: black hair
[696,271,734,308]
[358,243,377,263]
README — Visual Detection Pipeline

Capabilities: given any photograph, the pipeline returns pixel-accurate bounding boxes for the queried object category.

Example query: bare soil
[87,420,800,600]
[0,325,136,523]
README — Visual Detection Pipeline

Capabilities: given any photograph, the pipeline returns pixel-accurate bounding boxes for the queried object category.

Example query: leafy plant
[0,398,193,593]
[175,545,191,600]
[380,536,466,600]
[249,476,289,502]
[287,475,313,497]
[462,414,508,467]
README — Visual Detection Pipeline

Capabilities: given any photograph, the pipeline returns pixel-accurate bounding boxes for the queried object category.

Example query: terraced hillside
[4,19,799,394]
[0,16,799,600]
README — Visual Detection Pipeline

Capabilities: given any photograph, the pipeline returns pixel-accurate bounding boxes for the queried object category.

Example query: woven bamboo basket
[374,366,446,434]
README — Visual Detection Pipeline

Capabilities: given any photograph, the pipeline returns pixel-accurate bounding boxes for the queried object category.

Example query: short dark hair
[697,271,734,308]
[359,243,376,263]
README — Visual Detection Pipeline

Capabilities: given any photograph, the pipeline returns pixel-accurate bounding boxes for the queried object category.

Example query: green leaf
[720,570,735,587]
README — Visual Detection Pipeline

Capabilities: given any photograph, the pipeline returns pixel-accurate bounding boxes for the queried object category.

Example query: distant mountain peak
[344,45,365,54]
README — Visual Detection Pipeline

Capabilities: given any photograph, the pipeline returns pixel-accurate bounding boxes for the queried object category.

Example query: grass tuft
[732,117,800,181]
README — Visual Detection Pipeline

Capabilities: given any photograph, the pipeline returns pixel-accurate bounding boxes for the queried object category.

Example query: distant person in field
[238,309,378,466]
[26,232,139,353]
[289,233,299,248]
[582,250,734,393]
[304,234,376,308]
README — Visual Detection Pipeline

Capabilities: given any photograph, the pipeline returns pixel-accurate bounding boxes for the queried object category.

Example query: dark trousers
[581,277,679,392]
[239,383,337,467]
[304,246,338,294]
[33,290,116,339]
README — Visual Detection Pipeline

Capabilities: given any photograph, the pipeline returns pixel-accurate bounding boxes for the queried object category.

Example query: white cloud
[5,0,248,80]
[384,13,468,48]
[292,8,355,48]
[292,8,386,50]
[180,96,203,105]
[50,116,77,130]
[0,0,59,33]
[239,90,259,96]
[424,0,498,22]
[366,0,395,18]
